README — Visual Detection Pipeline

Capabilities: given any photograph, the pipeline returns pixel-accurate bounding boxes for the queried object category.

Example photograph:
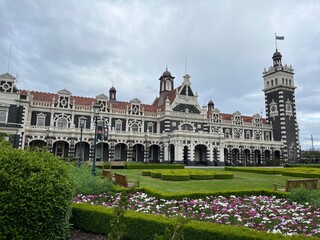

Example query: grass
[99,168,305,193]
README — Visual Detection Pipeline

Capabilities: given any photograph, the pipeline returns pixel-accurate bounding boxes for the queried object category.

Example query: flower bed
[74,192,320,237]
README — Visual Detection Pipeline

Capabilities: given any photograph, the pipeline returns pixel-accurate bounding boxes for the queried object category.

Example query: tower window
[267,81,269,88]
[271,80,274,86]
[282,78,284,84]
[289,79,292,85]
[275,79,278,85]
[286,79,288,85]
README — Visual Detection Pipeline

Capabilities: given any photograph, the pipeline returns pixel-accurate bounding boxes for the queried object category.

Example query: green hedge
[71,203,314,240]
[161,172,190,181]
[139,188,288,201]
[126,163,185,169]
[146,170,233,181]
[0,145,74,239]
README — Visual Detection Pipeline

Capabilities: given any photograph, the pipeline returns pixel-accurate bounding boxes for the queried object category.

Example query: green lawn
[99,168,303,193]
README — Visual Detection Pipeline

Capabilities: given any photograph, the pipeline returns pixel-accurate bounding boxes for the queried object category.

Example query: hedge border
[71,202,315,240]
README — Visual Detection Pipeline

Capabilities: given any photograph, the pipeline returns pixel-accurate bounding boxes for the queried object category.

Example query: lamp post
[144,133,148,163]
[167,133,171,163]
[14,129,19,149]
[79,117,85,167]
[92,104,100,176]
[46,128,50,150]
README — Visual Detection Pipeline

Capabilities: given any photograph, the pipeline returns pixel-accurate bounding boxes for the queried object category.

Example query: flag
[276,35,284,40]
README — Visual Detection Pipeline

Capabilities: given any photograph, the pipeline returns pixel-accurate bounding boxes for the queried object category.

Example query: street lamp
[14,129,19,149]
[46,128,50,150]
[79,117,85,167]
[167,133,171,163]
[92,103,100,176]
[144,133,148,163]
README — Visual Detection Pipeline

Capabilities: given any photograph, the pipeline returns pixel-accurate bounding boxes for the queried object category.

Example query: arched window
[225,129,230,138]
[235,132,241,139]
[131,123,139,132]
[57,118,68,128]
[181,124,193,131]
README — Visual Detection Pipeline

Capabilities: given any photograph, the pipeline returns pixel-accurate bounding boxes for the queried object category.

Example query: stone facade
[0,50,300,165]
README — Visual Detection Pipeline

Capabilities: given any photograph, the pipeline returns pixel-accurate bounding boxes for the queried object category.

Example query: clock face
[271,106,277,112]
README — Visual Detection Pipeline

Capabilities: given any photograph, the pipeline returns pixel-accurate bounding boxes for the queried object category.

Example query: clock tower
[263,50,300,162]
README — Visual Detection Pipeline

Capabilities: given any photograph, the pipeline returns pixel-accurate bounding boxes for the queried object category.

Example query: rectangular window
[36,115,46,126]
[115,123,122,132]
[0,109,7,123]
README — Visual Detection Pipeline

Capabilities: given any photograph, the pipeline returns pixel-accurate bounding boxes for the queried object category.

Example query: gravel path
[70,229,107,240]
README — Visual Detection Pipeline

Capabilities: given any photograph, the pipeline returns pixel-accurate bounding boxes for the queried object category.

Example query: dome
[273,50,282,58]
[208,100,214,105]
[109,86,116,92]
[162,68,172,78]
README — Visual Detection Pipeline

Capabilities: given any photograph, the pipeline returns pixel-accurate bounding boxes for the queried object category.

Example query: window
[181,124,193,131]
[254,132,261,140]
[57,118,68,128]
[265,132,270,141]
[0,109,7,123]
[245,131,251,139]
[131,123,139,132]
[224,129,230,138]
[147,123,153,133]
[235,132,241,139]
[115,120,122,132]
[36,114,46,127]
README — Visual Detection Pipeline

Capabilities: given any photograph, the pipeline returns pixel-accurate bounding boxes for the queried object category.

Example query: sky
[0,0,319,150]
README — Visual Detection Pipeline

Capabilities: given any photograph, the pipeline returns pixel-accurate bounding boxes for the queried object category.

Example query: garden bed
[73,191,320,237]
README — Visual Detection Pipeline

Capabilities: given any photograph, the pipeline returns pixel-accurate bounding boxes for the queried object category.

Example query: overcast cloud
[0,0,319,150]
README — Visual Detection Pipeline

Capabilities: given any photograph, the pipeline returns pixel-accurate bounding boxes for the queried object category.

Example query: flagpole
[274,33,277,51]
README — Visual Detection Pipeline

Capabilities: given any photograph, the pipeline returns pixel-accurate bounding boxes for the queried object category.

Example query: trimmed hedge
[139,188,288,201]
[0,145,74,239]
[161,172,190,181]
[126,163,185,169]
[146,170,234,181]
[71,203,314,240]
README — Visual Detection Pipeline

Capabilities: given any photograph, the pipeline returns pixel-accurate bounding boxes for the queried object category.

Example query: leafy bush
[0,144,74,239]
[67,164,114,195]
[288,188,320,208]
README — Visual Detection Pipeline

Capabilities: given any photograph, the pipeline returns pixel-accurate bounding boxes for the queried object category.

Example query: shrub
[151,171,162,178]
[0,144,74,239]
[288,188,320,208]
[67,164,114,195]
[142,170,152,176]
[161,172,190,181]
